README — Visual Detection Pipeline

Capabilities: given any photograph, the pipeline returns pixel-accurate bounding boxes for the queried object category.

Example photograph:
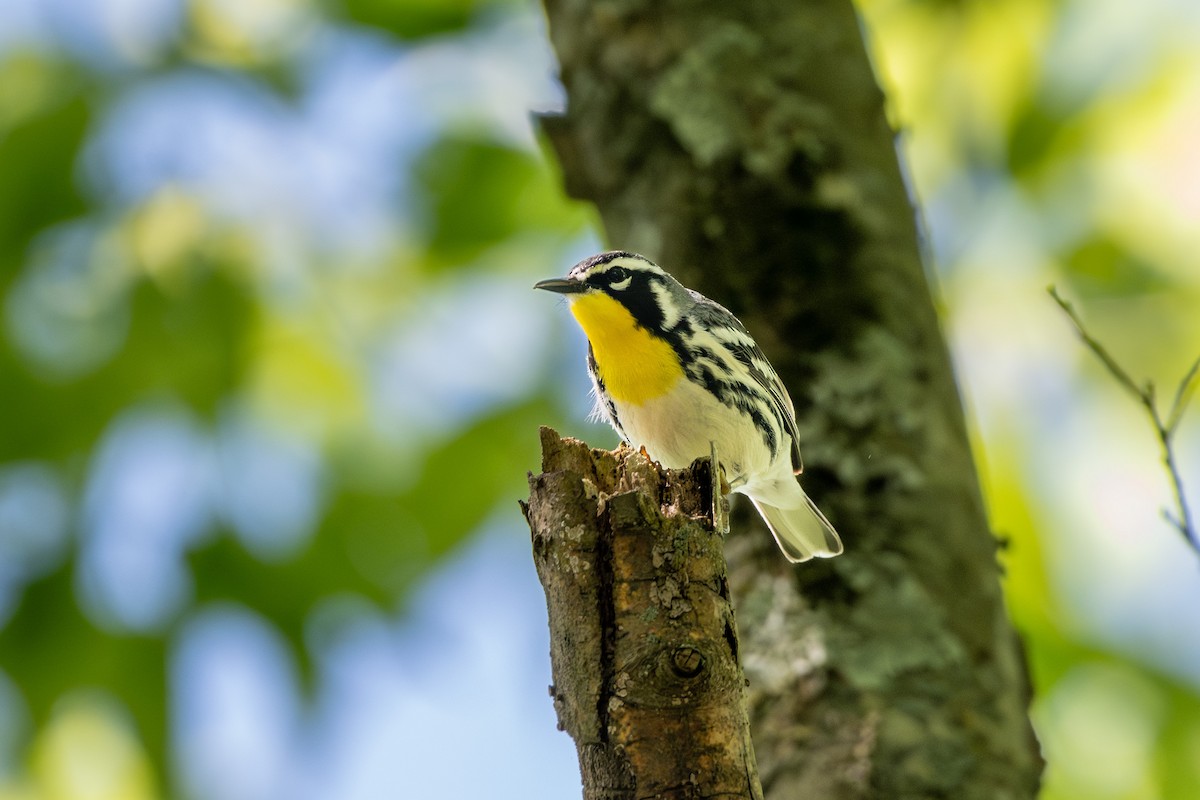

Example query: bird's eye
[607,266,629,284]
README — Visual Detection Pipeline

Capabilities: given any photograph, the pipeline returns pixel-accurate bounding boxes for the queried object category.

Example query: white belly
[610,378,779,487]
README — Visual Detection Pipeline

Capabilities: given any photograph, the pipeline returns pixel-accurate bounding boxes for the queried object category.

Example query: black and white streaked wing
[686,295,804,474]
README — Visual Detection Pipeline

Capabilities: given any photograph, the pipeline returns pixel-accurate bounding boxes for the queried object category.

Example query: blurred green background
[0,0,1198,798]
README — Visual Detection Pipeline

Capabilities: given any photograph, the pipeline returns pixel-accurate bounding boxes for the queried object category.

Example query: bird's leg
[709,441,730,535]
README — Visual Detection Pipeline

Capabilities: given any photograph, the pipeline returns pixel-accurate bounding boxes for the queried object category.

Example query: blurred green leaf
[1030,644,1200,800]
[185,399,554,685]
[400,397,553,553]
[0,263,253,462]
[415,136,590,266]
[187,523,390,692]
[1061,236,1172,298]
[322,397,557,597]
[321,489,431,600]
[1159,684,1200,798]
[0,564,169,775]
[114,265,254,415]
[0,62,89,274]
[1005,96,1083,178]
[336,0,516,40]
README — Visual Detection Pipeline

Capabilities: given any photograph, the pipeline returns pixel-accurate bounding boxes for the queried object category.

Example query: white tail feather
[749,494,843,563]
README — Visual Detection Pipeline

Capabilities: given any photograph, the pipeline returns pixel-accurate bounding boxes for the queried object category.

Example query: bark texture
[522,427,761,800]
[538,1,1043,798]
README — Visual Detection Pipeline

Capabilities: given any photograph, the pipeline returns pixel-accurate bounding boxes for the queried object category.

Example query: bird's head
[534,251,689,333]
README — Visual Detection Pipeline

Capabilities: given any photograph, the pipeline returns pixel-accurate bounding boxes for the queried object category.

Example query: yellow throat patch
[569,292,683,405]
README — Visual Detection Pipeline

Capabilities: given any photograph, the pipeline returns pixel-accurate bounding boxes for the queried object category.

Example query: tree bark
[538,1,1043,798]
[522,427,762,799]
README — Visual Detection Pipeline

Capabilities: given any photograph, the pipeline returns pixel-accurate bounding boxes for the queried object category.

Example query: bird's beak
[533,277,586,294]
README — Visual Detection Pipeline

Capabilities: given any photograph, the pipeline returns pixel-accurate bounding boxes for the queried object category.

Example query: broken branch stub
[521,426,761,800]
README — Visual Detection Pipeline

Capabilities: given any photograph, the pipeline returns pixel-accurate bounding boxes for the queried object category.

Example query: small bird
[535,251,842,562]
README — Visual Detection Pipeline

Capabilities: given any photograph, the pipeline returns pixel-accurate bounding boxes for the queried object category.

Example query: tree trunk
[538,1,1043,798]
[522,428,762,799]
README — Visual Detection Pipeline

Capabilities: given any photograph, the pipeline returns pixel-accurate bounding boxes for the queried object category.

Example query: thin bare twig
[1049,286,1200,556]
[1049,288,1146,401]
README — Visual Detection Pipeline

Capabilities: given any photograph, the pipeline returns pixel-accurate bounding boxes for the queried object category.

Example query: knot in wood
[670,645,705,679]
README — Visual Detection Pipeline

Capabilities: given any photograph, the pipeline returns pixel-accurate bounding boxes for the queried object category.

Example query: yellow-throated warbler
[536,251,843,562]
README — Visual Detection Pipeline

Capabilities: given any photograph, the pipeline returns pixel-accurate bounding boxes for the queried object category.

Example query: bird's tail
[749,492,843,563]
